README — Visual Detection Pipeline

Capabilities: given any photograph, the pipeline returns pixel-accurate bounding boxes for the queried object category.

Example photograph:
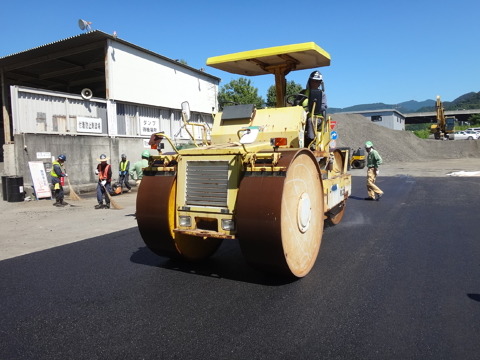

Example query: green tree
[265,80,303,107]
[218,77,264,109]
[468,114,480,126]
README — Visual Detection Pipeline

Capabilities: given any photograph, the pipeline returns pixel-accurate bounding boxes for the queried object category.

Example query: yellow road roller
[136,42,351,277]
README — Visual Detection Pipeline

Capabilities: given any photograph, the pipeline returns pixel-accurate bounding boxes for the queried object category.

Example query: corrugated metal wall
[11,86,214,142]
[12,87,108,135]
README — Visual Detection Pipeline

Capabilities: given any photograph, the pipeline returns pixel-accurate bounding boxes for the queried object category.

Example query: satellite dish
[78,19,92,31]
[81,88,93,100]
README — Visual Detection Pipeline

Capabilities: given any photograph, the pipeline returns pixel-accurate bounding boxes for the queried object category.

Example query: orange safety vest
[98,164,111,181]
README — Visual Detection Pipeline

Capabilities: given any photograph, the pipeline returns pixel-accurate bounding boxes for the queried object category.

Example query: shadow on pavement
[130,243,297,286]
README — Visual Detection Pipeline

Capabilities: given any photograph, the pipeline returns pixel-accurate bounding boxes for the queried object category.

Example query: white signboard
[140,118,160,136]
[36,152,51,159]
[77,116,102,133]
[28,161,52,199]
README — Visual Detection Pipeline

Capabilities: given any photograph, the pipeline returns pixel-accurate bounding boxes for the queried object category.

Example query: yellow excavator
[136,42,352,278]
[430,95,455,140]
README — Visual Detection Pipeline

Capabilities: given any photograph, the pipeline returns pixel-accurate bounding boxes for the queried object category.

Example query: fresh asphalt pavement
[1,174,480,359]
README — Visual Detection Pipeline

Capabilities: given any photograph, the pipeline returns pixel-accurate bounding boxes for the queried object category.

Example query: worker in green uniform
[364,141,384,201]
[130,150,150,186]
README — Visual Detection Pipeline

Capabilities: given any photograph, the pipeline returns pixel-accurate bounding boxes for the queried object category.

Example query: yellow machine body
[137,42,352,277]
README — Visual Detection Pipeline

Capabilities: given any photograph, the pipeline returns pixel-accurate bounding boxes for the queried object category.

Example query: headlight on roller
[179,216,191,227]
[221,219,235,231]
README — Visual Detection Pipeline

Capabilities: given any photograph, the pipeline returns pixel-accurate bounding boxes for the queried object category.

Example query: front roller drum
[136,175,222,260]
[236,150,324,277]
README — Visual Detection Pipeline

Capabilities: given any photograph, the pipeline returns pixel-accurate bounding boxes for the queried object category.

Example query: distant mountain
[330,91,480,114]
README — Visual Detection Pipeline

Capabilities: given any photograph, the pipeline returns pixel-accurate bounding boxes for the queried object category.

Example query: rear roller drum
[326,150,347,225]
[236,151,324,277]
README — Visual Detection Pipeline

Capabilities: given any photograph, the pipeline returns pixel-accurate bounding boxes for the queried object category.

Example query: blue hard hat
[58,154,66,161]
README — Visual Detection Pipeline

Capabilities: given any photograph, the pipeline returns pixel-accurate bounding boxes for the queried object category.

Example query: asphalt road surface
[1,175,480,359]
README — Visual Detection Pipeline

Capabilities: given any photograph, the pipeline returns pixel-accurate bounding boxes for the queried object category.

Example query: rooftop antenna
[78,19,92,32]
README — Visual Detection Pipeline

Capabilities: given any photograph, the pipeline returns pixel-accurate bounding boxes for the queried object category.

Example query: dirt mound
[332,113,480,163]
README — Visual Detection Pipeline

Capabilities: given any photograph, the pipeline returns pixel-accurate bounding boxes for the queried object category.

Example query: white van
[466,128,480,138]
[466,127,480,133]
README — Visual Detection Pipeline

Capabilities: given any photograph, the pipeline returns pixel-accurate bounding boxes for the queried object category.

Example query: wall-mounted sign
[36,152,51,159]
[77,116,102,133]
[140,118,160,136]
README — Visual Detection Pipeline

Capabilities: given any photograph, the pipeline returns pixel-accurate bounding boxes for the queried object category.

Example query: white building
[338,109,405,131]
[0,31,220,191]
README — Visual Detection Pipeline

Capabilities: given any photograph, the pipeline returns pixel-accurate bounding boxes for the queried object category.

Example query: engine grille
[186,161,229,207]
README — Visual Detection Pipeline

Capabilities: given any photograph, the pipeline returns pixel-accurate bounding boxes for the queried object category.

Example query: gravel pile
[332,113,480,163]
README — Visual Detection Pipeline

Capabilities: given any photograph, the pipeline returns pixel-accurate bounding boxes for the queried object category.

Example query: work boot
[376,193,383,201]
[104,203,110,209]
[54,200,66,207]
[94,203,104,209]
[60,200,69,206]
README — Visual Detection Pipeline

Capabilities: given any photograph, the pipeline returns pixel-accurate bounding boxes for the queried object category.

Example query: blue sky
[1,0,479,108]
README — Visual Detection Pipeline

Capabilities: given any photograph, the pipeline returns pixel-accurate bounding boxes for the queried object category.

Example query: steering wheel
[286,93,307,106]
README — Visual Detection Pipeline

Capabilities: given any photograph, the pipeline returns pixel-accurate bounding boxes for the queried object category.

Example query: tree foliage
[218,77,264,109]
[265,80,304,107]
[468,113,480,125]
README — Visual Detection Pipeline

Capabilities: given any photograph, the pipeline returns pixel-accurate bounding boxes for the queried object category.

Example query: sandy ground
[1,158,479,262]
[0,189,139,261]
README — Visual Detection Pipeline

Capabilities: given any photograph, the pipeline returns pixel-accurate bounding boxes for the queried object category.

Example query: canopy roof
[206,42,330,76]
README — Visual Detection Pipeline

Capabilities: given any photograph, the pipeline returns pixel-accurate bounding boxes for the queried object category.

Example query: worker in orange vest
[94,154,112,209]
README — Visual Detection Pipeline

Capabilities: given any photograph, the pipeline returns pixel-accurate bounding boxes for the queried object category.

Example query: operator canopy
[206,42,330,76]
[207,42,331,108]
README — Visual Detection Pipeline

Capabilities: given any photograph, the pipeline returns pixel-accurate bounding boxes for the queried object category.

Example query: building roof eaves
[0,30,220,81]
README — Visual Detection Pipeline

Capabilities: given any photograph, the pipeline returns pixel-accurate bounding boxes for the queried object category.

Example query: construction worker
[50,154,68,207]
[296,70,328,147]
[364,141,384,201]
[94,154,112,209]
[118,154,132,193]
[130,150,150,186]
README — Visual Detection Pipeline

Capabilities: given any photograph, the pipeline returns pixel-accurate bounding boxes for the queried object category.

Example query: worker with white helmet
[95,154,112,209]
[364,141,384,201]
[296,70,328,147]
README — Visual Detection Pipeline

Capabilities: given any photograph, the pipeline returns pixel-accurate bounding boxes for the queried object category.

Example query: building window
[371,115,382,122]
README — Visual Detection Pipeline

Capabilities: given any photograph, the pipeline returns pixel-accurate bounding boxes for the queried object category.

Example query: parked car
[466,128,480,136]
[452,130,479,140]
